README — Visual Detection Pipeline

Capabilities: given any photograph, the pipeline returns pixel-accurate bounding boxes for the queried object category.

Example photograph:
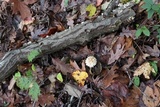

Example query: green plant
[14,50,41,101]
[149,61,158,77]
[133,76,140,87]
[135,25,150,38]
[27,50,40,62]
[142,0,160,19]
[14,71,40,101]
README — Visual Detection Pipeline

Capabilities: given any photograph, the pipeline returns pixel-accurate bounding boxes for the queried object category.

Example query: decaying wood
[0,7,135,81]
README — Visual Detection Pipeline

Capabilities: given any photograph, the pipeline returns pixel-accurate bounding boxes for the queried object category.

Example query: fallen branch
[0,7,135,81]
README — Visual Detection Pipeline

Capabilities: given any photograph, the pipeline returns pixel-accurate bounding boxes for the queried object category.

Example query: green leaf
[26,69,33,77]
[153,25,160,30]
[16,77,32,90]
[64,0,69,7]
[149,61,158,76]
[86,4,97,17]
[142,3,152,10]
[157,29,160,34]
[133,76,140,87]
[29,82,40,101]
[27,50,40,62]
[143,0,153,5]
[31,64,36,71]
[56,73,63,82]
[14,72,21,80]
[152,4,160,11]
[135,29,142,38]
[148,9,154,19]
[142,26,150,36]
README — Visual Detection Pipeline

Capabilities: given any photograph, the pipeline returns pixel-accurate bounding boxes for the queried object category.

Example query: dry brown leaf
[124,37,133,50]
[23,0,37,5]
[52,58,73,75]
[38,94,55,106]
[142,85,160,107]
[108,44,125,64]
[120,27,136,39]
[9,30,16,43]
[8,77,16,90]
[102,65,119,88]
[10,0,32,20]
[69,46,93,60]
[96,0,103,6]
[122,86,141,107]
[154,80,160,87]
[144,45,160,57]
[70,60,80,70]
[133,62,155,79]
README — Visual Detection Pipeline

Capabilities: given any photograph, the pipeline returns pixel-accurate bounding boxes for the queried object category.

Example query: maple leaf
[108,44,125,64]
[10,0,32,20]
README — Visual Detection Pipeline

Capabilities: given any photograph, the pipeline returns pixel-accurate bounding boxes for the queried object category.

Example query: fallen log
[0,5,135,81]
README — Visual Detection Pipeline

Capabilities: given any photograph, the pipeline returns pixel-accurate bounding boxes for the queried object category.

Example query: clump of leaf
[14,71,40,101]
[27,50,40,62]
[133,61,158,87]
[135,25,150,38]
[142,0,160,19]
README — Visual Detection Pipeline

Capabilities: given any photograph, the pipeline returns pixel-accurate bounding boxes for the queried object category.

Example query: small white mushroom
[85,56,97,74]
[85,56,97,68]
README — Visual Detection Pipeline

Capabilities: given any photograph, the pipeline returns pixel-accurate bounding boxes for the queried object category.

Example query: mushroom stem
[89,67,92,74]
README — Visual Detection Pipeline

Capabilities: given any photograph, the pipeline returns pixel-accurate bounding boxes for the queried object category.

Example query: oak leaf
[52,58,73,75]
[108,44,125,64]
[144,45,160,57]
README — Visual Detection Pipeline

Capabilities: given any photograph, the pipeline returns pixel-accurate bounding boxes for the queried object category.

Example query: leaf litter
[0,0,160,106]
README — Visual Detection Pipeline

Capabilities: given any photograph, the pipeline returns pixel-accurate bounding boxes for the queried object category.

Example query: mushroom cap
[85,56,97,68]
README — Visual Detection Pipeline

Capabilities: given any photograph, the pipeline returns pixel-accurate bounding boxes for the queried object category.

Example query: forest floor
[0,0,160,107]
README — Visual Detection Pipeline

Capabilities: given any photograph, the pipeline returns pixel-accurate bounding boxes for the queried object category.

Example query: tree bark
[0,8,135,81]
